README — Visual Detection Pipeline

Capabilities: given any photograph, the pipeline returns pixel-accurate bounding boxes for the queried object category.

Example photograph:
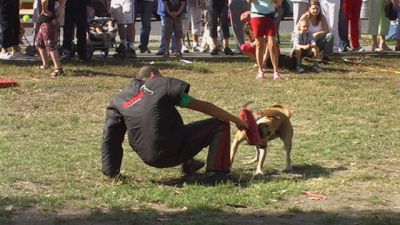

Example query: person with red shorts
[101,65,248,185]
[248,0,281,80]
[36,0,65,77]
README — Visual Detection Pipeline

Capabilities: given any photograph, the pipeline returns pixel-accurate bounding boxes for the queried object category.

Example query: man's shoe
[296,64,305,73]
[182,159,205,176]
[201,172,230,186]
[155,51,165,55]
[224,47,235,55]
[127,48,137,58]
[140,47,151,53]
[210,47,219,55]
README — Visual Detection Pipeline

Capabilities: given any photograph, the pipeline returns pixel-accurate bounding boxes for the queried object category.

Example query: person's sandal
[38,65,50,70]
[51,68,64,78]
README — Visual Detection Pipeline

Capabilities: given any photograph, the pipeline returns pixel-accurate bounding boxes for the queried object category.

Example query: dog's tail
[271,104,292,118]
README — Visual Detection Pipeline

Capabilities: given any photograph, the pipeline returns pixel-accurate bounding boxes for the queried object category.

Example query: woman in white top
[291,0,309,30]
[299,0,334,59]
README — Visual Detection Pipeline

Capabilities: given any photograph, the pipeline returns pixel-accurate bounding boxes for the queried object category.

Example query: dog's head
[255,105,291,139]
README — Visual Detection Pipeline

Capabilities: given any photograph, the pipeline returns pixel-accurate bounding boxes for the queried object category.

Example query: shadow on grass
[1,196,400,225]
[149,164,347,188]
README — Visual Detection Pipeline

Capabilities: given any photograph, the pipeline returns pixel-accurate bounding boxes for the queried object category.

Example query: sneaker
[273,71,281,80]
[201,172,230,186]
[50,68,64,78]
[232,48,241,54]
[256,71,265,79]
[127,48,137,58]
[139,47,151,53]
[155,51,165,55]
[312,63,322,73]
[182,45,189,53]
[175,51,183,58]
[181,159,205,176]
[162,52,170,58]
[296,64,305,73]
[353,47,365,52]
[10,52,25,59]
[192,46,200,52]
[371,44,379,52]
[224,47,235,55]
[0,52,12,60]
[210,47,219,55]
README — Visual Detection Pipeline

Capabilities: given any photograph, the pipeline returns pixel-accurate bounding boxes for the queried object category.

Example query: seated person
[89,18,117,43]
[291,19,321,73]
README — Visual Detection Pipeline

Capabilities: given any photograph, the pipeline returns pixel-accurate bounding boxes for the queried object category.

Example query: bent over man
[101,65,247,184]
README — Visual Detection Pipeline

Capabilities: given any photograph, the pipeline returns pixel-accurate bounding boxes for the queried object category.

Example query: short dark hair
[136,65,160,80]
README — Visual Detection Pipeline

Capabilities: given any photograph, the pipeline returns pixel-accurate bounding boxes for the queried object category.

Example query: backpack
[384,0,397,21]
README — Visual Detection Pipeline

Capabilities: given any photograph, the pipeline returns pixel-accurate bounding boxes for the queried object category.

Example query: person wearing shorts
[36,0,65,77]
[248,0,281,80]
[101,65,248,185]
[110,0,136,57]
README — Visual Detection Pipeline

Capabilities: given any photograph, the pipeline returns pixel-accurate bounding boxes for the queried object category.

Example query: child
[36,0,65,77]
[162,0,185,57]
[291,19,321,73]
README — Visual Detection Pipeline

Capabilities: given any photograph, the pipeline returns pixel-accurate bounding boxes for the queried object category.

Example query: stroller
[87,17,118,58]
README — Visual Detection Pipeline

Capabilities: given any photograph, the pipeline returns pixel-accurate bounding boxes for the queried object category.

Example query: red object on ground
[239,108,261,145]
[303,191,328,200]
[0,79,17,88]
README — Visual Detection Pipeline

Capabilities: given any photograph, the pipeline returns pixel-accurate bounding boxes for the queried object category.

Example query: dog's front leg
[255,147,267,175]
[230,134,244,169]
[284,139,293,172]
[243,147,259,165]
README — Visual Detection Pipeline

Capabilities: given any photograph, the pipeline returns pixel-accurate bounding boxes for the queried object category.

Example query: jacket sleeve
[101,107,127,178]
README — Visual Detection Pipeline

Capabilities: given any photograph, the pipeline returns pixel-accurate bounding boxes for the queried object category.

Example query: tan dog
[230,104,293,175]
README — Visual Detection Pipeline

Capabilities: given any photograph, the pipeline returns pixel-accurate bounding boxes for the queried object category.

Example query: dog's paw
[254,170,264,176]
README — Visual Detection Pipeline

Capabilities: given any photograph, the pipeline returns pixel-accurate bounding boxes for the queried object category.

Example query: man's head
[136,65,162,80]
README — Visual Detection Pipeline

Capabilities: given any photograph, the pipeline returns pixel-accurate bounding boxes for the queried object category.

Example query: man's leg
[181,118,231,173]
[139,1,153,52]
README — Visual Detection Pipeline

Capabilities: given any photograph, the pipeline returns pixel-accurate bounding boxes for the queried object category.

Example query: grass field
[1,53,400,225]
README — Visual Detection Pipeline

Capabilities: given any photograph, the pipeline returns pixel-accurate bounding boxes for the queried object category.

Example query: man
[101,65,248,185]
[62,0,89,61]
[0,0,24,59]
[136,0,153,53]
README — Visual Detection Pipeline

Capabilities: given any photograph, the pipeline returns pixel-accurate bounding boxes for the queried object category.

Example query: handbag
[384,0,397,21]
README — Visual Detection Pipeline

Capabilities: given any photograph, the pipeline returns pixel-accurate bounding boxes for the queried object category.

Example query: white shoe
[232,48,241,54]
[0,52,11,60]
[182,45,189,53]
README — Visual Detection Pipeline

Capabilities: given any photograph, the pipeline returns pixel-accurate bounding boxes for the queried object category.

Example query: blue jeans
[158,15,177,53]
[138,0,153,50]
[338,0,350,49]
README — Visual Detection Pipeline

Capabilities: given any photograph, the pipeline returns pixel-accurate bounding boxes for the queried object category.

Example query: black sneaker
[175,51,183,58]
[210,47,219,55]
[127,48,137,58]
[181,159,205,176]
[201,172,230,186]
[140,47,151,53]
[155,51,165,55]
[224,47,235,55]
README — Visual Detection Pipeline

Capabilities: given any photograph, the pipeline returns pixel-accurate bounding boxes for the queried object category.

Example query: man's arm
[101,108,127,178]
[185,98,248,130]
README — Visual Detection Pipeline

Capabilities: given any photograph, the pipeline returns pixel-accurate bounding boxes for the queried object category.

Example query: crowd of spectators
[0,0,399,78]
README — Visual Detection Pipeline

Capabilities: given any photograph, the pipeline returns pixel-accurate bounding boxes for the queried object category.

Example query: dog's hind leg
[281,123,294,172]
[243,146,259,165]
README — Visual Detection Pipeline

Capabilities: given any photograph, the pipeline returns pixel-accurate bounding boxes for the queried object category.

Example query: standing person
[248,0,281,80]
[162,0,185,57]
[156,0,168,55]
[101,65,248,185]
[0,0,24,59]
[62,0,89,61]
[337,0,351,52]
[137,0,153,53]
[110,0,137,58]
[291,0,309,30]
[319,0,341,50]
[208,0,235,55]
[341,0,363,51]
[367,0,391,51]
[299,0,334,60]
[229,0,251,52]
[186,0,205,51]
[36,0,65,77]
